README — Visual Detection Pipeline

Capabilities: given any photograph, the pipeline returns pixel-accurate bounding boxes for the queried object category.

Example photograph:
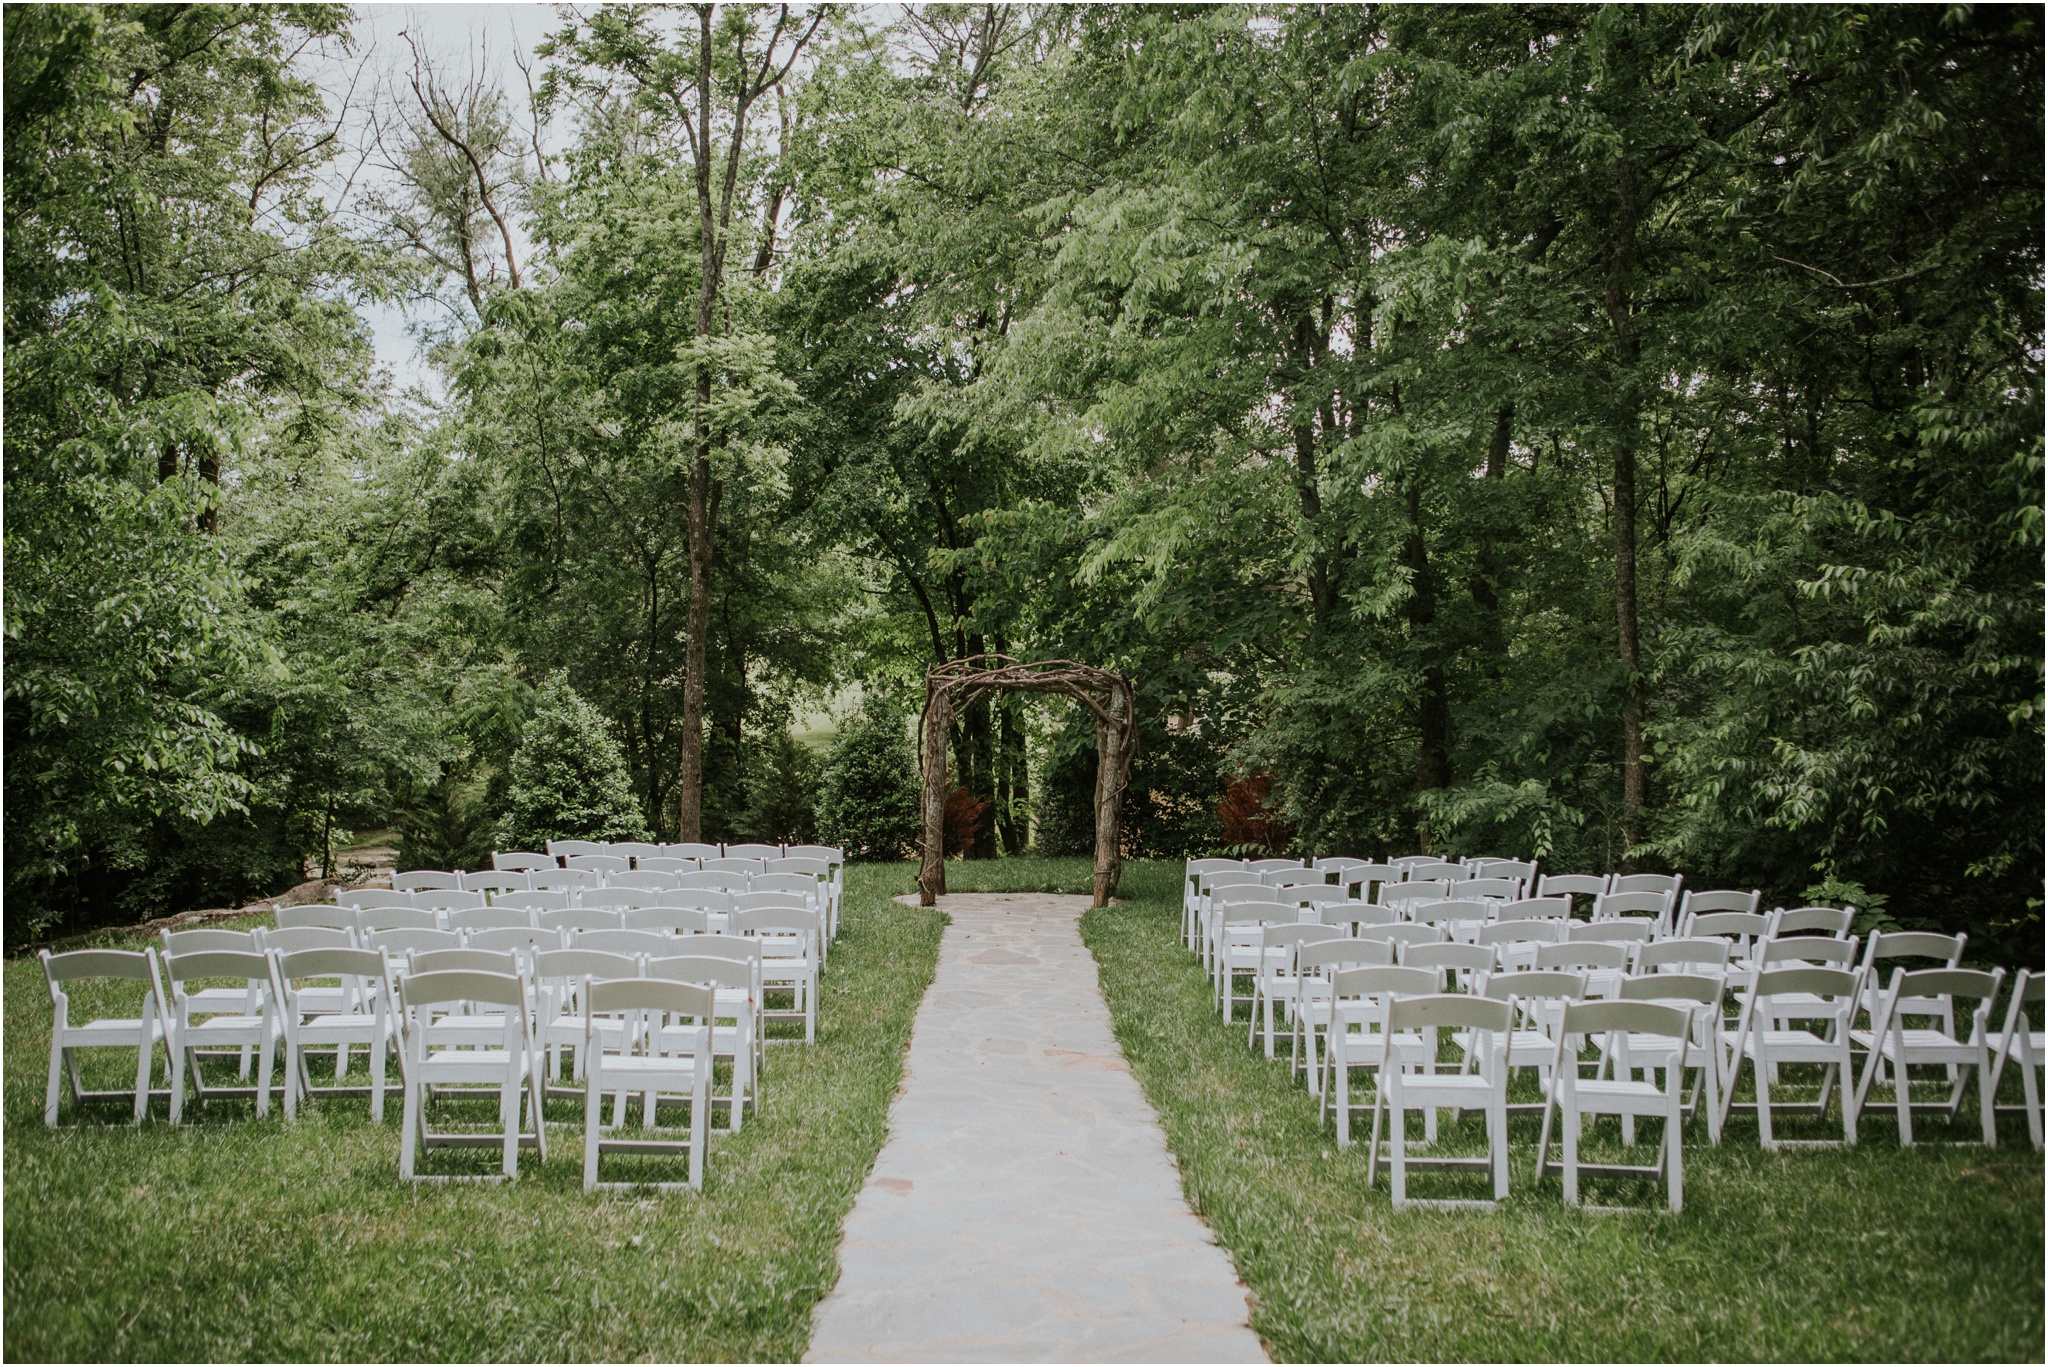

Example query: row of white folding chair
[325,877,824,924]
[393,863,831,895]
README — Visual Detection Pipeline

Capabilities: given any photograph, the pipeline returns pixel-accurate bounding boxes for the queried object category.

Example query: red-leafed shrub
[1216,774,1289,855]
[943,785,993,857]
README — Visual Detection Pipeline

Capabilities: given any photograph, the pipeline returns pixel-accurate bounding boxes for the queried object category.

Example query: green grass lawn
[1062,859,2045,1363]
[2,865,941,1362]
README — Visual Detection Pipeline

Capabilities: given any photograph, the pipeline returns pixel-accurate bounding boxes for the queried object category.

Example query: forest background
[5,2,2041,959]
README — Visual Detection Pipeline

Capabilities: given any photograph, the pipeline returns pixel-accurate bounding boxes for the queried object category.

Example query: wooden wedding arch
[917,656,1137,908]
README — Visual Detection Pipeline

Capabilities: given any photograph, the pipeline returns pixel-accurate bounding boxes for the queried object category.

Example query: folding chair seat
[41,948,166,1125]
[540,907,625,934]
[1471,858,1538,885]
[1324,964,1442,1145]
[547,839,602,860]
[1593,889,1675,936]
[647,954,758,1130]
[462,870,530,895]
[1370,994,1515,1208]
[1291,938,1398,1091]
[162,929,265,1080]
[162,949,279,1122]
[272,948,395,1121]
[1536,941,1631,998]
[628,906,713,936]
[581,977,715,1192]
[398,969,547,1181]
[1720,960,1862,1147]
[276,903,361,932]
[532,948,639,1090]
[394,870,460,893]
[414,888,486,913]
[1537,999,1694,1212]
[1249,924,1346,1057]
[567,853,630,876]
[1609,872,1682,897]
[1772,905,1855,940]
[1852,967,2005,1146]
[735,906,822,1043]
[492,851,555,872]
[338,888,414,912]
[492,889,570,915]
[639,856,700,876]
[356,905,440,934]
[704,857,766,876]
[446,905,533,933]
[724,842,784,860]
[1607,972,1726,1142]
[664,842,724,861]
[677,870,750,896]
[608,870,681,892]
[1990,970,2044,1150]
[530,869,594,892]
[572,928,675,958]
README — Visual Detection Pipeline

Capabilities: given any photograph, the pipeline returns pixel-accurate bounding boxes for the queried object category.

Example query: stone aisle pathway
[804,893,1268,1364]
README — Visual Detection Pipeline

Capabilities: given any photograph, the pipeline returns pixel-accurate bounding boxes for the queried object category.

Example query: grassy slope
[1048,859,2040,1363]
[3,864,939,1362]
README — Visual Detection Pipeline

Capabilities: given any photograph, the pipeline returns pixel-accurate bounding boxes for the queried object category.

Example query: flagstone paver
[804,892,1268,1364]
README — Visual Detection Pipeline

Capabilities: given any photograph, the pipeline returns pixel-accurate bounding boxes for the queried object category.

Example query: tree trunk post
[1092,680,1133,908]
[917,690,952,906]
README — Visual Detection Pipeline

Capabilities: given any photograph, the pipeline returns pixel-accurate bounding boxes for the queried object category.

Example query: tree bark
[1091,682,1133,907]
[1404,477,1452,814]
[1606,155,1648,858]
[917,691,952,905]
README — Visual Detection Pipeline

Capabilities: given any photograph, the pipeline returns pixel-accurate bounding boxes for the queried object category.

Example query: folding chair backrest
[677,934,762,969]
[1217,898,1293,925]
[401,969,525,1013]
[585,976,715,1020]
[547,840,601,859]
[338,889,412,911]
[1265,869,1329,889]
[1536,941,1629,972]
[733,906,821,940]
[639,857,699,875]
[784,844,844,867]
[367,927,461,957]
[645,955,752,992]
[627,906,712,936]
[1496,897,1572,921]
[492,890,570,914]
[677,871,750,894]
[1263,923,1345,953]
[256,925,355,954]
[1619,971,1723,1008]
[1762,934,1859,968]
[530,869,594,891]
[166,949,271,988]
[1407,861,1467,882]
[566,854,630,875]
[1356,923,1445,952]
[1636,937,1731,974]
[466,926,563,955]
[661,889,735,916]
[1388,855,1437,872]
[1472,859,1538,884]
[44,947,159,986]
[1292,885,1356,908]
[1330,964,1441,1000]
[1560,997,1691,1041]
[447,906,534,932]
[1409,899,1487,927]
[277,947,387,988]
[1297,938,1394,973]
[770,857,830,878]
[1403,941,1495,975]
[1752,965,1859,1003]
[1249,858,1303,873]
[724,843,784,861]
[1203,870,1265,895]
[610,841,662,862]
[1864,930,1967,969]
[277,904,361,931]
[1333,862,1400,895]
[492,852,555,872]
[606,871,680,892]
[1570,918,1653,945]
[164,928,257,956]
[735,891,810,915]
[580,888,657,911]
[1311,856,1368,875]
[1477,919,1567,948]
[1387,992,1514,1034]
[413,889,485,912]
[1538,873,1609,900]
[394,870,459,893]
[1610,872,1681,896]
[1379,881,1449,907]
[540,908,625,933]
[704,858,766,876]
[1680,888,1760,919]
[1330,905,1399,931]
[356,906,442,935]
[753,873,822,897]
[1597,890,1671,923]
[664,842,724,861]
[571,929,674,958]
[1483,968,1584,1001]
[533,949,638,985]
[1887,967,2003,1014]
[1458,877,1524,901]
[408,947,519,977]
[462,870,530,894]
[1686,910,1772,943]
[1773,906,1854,939]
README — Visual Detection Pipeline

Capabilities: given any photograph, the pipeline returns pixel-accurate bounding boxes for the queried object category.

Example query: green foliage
[815,695,920,862]
[395,771,496,874]
[493,673,650,852]
[732,730,823,847]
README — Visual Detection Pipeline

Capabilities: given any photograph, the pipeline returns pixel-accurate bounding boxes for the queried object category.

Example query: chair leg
[370,1032,387,1123]
[45,1040,66,1129]
[170,1045,188,1125]
[400,1074,420,1179]
[255,1023,276,1118]
[583,1069,602,1191]
[133,1031,154,1124]
[1389,1089,1407,1208]
[2024,1054,2043,1151]
[500,1069,521,1178]
[1562,1104,1580,1206]
[1667,1091,1685,1214]
[689,1068,708,1192]
[1977,1053,1996,1146]
[1754,1051,1774,1149]
[1335,1044,1352,1148]
[1491,1093,1509,1200]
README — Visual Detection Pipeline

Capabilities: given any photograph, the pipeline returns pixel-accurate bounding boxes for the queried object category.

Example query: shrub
[731,729,822,846]
[816,694,920,861]
[492,672,649,851]
[1036,742,1097,857]
[396,769,495,873]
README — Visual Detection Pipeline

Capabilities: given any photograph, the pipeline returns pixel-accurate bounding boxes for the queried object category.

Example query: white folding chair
[1990,970,2044,1150]
[1403,941,1496,993]
[608,870,681,893]
[646,954,758,1131]
[1609,972,1727,1143]
[394,870,460,893]
[1458,877,1526,903]
[1537,872,1609,918]
[1406,861,1469,883]
[163,949,279,1122]
[1720,962,1862,1147]
[1536,941,1631,999]
[1772,905,1855,940]
[1684,911,1774,971]
[1676,888,1761,931]
[271,947,394,1121]
[1851,967,2005,1146]
[1538,999,1694,1212]
[733,906,820,1043]
[1470,969,1584,1105]
[1476,917,1567,973]
[1609,872,1682,898]
[1324,964,1440,1146]
[664,842,724,861]
[1369,994,1514,1209]
[532,947,639,1094]
[276,903,361,932]
[1594,889,1676,935]
[366,927,461,972]
[162,928,264,1078]
[1248,924,1345,1058]
[1471,858,1538,885]
[397,968,547,1181]
[462,870,530,896]
[40,948,165,1125]
[1291,938,1397,1092]
[724,842,783,861]
[448,905,535,933]
[1212,899,1292,1018]
[548,839,602,860]
[567,853,631,876]
[1377,881,1450,915]
[581,977,715,1192]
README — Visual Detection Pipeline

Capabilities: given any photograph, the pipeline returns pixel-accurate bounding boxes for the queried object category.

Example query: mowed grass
[1057,859,2041,1363]
[2,864,941,1362]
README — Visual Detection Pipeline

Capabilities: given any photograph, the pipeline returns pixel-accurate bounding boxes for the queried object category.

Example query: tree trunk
[1606,155,1648,858]
[677,9,720,843]
[917,691,952,905]
[1404,477,1452,821]
[1091,683,1133,907]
